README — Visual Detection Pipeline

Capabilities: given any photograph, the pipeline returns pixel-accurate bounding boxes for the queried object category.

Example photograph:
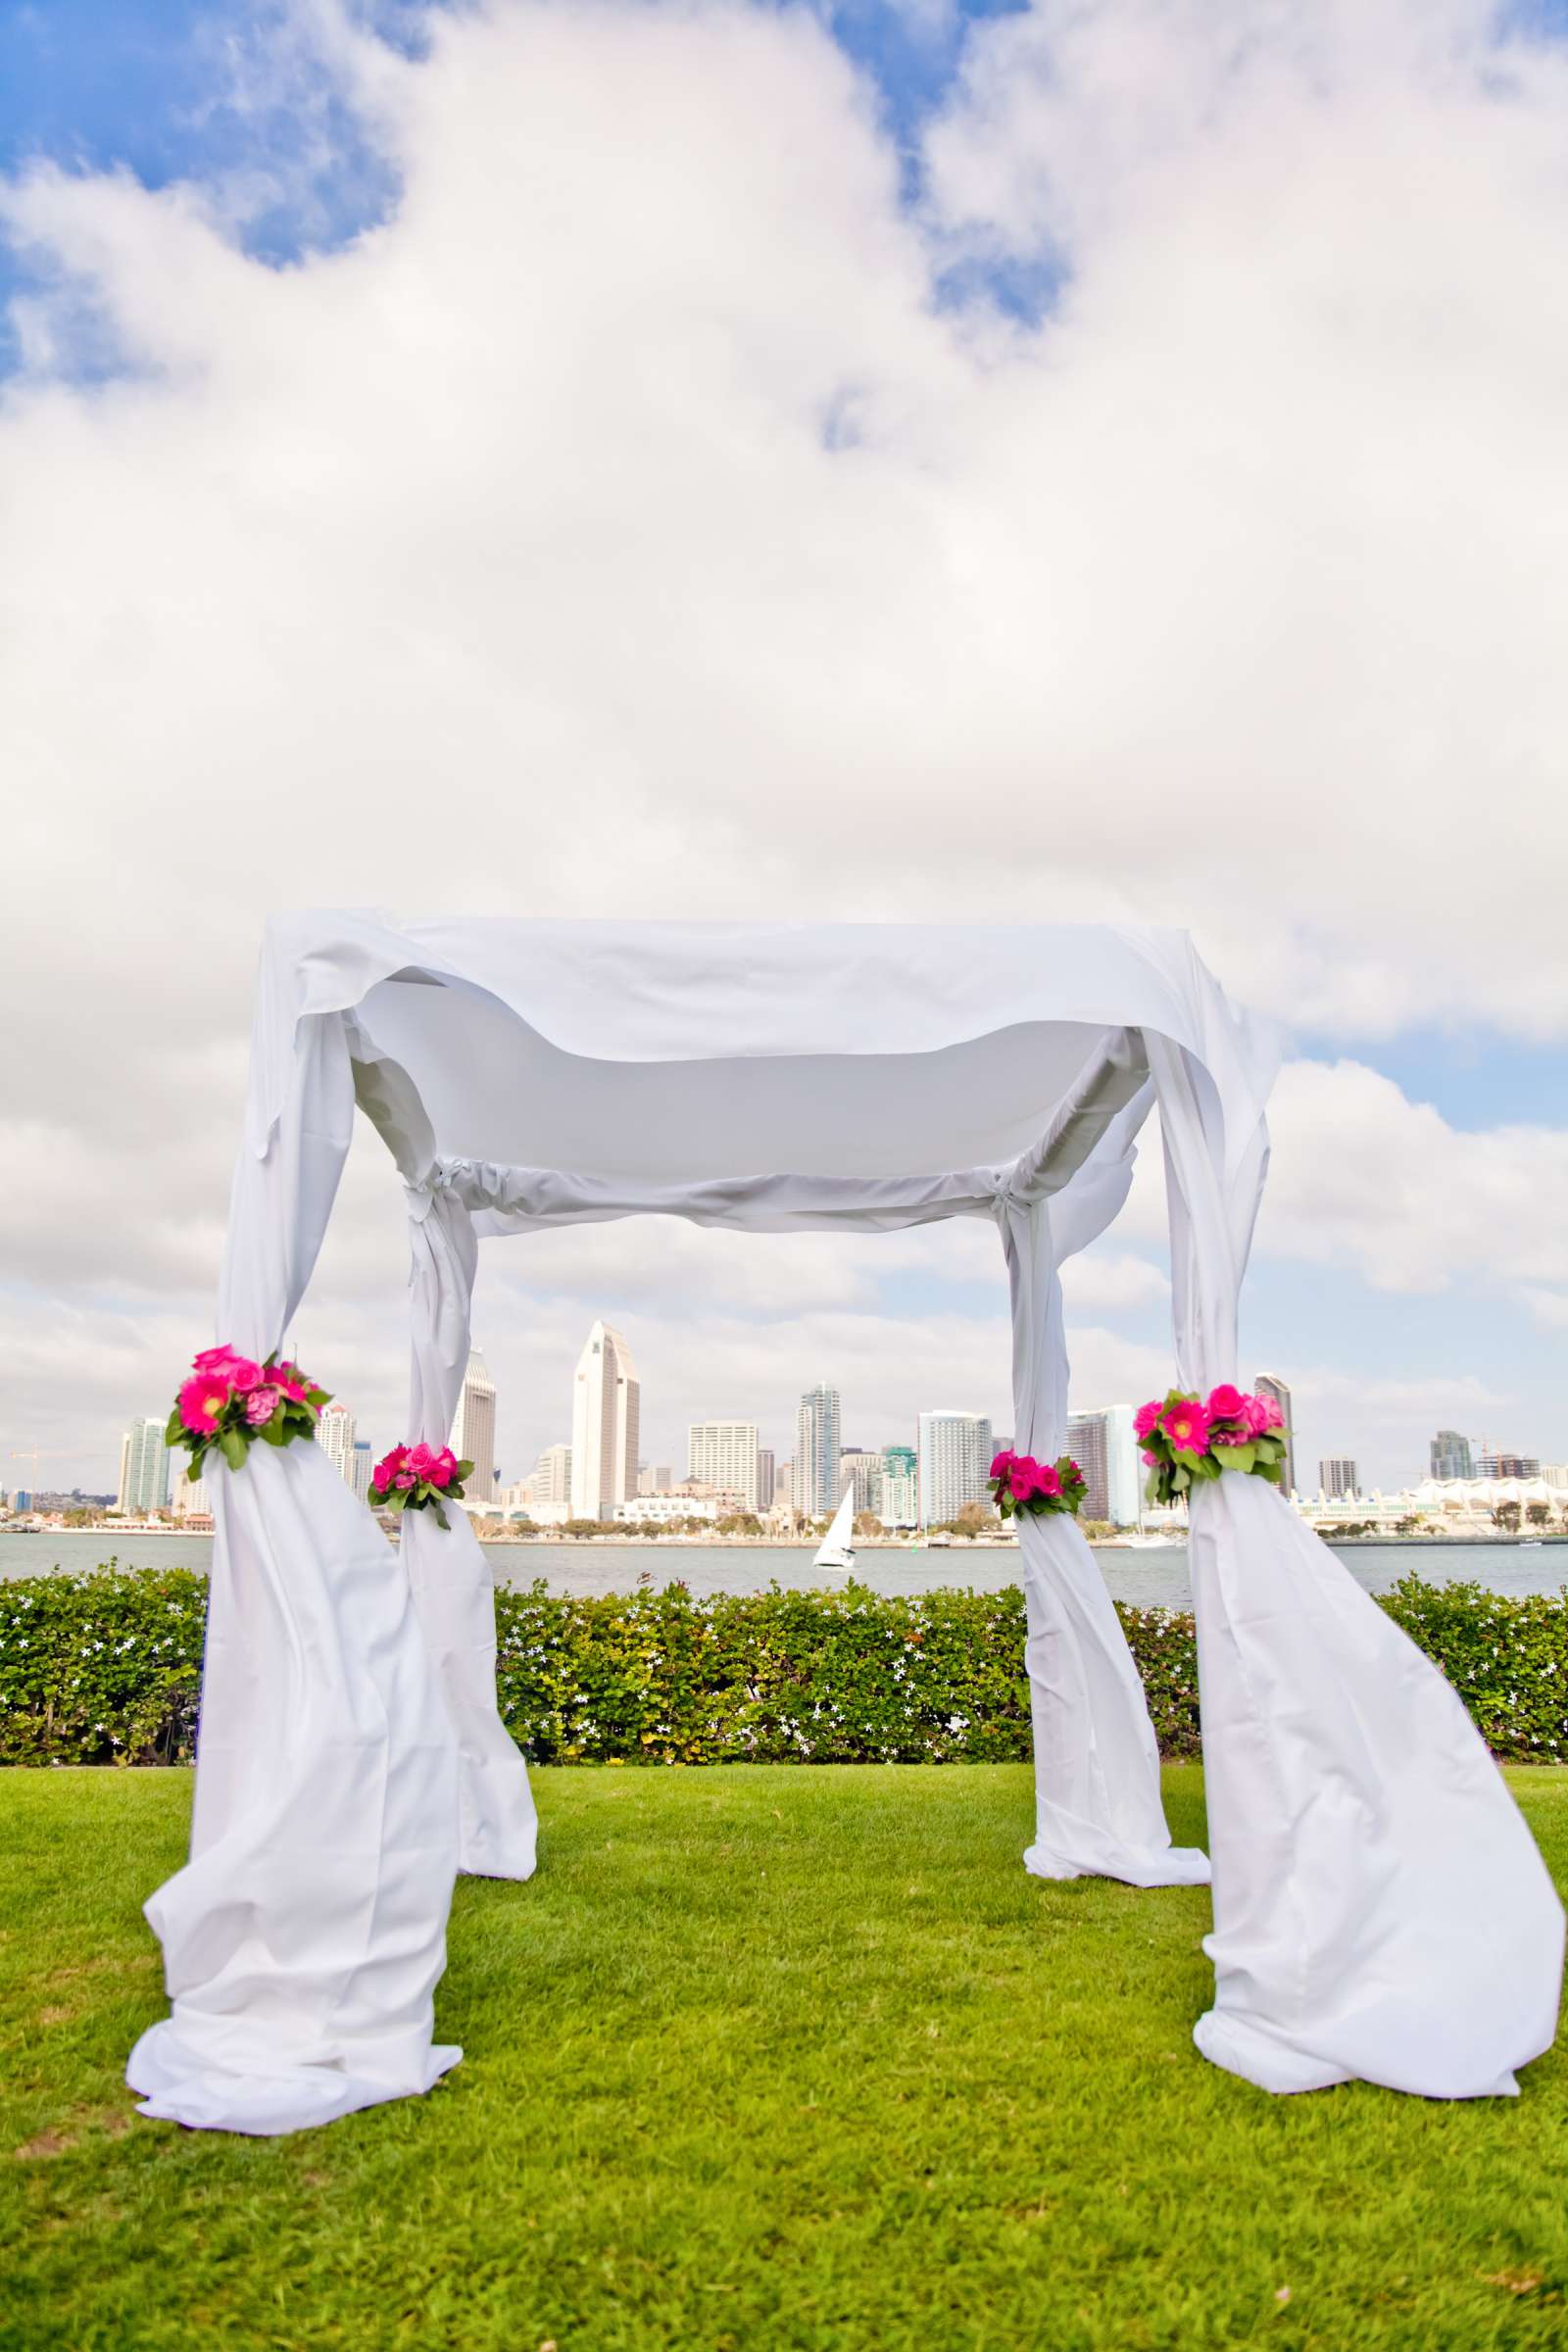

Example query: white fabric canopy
[128,912,1562,2132]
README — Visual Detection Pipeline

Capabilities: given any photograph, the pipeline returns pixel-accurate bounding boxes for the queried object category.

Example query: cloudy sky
[2,0,1565,1499]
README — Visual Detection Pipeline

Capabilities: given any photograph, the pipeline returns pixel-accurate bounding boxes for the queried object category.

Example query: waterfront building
[1474,1449,1541,1480]
[839,1447,882,1515]
[318,1399,356,1486]
[350,1441,372,1502]
[1253,1375,1295,1496]
[688,1421,760,1510]
[1544,1464,1568,1493]
[1061,1405,1140,1525]
[879,1444,918,1528]
[117,1417,171,1515]
[171,1469,210,1520]
[1320,1458,1358,1500]
[795,1386,842,1520]
[612,1494,721,1525]
[774,1458,794,1514]
[570,1323,640,1519]
[757,1448,775,1510]
[451,1350,500,1503]
[1430,1430,1473,1481]
[917,1410,994,1528]
[527,1445,572,1506]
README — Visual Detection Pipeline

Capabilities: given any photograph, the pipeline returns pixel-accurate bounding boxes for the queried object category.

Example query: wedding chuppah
[130,915,1564,2134]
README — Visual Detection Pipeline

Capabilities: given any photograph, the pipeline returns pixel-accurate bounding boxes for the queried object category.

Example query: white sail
[813,1485,857,1571]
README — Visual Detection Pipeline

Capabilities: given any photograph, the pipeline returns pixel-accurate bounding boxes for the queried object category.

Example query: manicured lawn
[3,1766,1567,2352]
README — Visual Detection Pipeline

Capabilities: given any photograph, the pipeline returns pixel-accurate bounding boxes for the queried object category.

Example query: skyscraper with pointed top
[451,1349,498,1503]
[570,1322,641,1520]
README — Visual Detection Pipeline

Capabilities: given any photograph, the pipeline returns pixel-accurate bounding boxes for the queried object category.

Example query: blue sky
[1,0,1565,1494]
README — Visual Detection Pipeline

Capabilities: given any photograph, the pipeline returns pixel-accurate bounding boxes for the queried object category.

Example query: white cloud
[1259,1059,1568,1295]
[4,0,1567,1490]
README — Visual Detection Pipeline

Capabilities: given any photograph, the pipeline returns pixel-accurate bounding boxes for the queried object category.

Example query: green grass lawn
[3,1766,1567,2352]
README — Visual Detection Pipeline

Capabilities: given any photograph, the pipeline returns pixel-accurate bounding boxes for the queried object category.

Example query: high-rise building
[318,1399,357,1486]
[757,1448,776,1510]
[1544,1464,1568,1493]
[1320,1457,1358,1499]
[774,1459,794,1514]
[1430,1430,1472,1482]
[529,1444,573,1505]
[795,1385,842,1520]
[839,1447,882,1515]
[688,1421,760,1510]
[917,1410,994,1528]
[451,1350,499,1504]
[879,1444,918,1527]
[1067,1405,1141,1525]
[1474,1450,1541,1480]
[570,1323,640,1519]
[350,1440,372,1504]
[1066,1412,1109,1521]
[172,1469,211,1519]
[117,1417,171,1515]
[1253,1375,1295,1496]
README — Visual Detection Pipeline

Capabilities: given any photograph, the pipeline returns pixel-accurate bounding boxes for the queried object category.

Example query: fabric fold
[404,1176,538,1882]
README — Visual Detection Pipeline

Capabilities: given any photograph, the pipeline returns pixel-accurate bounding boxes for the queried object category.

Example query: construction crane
[7,1447,78,1500]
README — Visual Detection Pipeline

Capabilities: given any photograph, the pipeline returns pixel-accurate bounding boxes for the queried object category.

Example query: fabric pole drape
[1148,1031,1564,2096]
[997,1189,1208,1887]
[126,1009,465,2136]
[403,1175,538,1881]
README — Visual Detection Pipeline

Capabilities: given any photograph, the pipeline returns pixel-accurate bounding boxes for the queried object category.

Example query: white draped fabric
[997,1190,1208,1887]
[129,1011,463,2134]
[404,1177,538,1881]
[1147,1030,1565,2095]
[125,911,1563,2131]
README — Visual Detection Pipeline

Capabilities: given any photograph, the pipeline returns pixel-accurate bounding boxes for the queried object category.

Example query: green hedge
[2,1567,1565,1768]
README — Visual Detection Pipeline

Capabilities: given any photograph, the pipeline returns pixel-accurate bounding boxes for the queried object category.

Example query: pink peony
[177,1375,229,1436]
[1255,1391,1284,1431]
[1133,1398,1164,1442]
[1205,1384,1248,1427]
[1160,1397,1212,1454]
[244,1386,280,1427]
[989,1448,1016,1482]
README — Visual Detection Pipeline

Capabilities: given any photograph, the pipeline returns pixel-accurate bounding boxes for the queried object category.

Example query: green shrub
[2,1564,1565,1767]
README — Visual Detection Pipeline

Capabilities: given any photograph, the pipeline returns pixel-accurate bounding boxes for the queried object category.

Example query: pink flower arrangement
[166,1345,328,1481]
[1135,1385,1292,1508]
[368,1442,471,1531]
[988,1447,1088,1522]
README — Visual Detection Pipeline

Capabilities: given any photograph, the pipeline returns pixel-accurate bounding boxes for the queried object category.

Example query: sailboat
[813,1485,857,1573]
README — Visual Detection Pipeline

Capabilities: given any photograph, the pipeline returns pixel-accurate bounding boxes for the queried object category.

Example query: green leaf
[387,1488,409,1512]
[1212,1444,1255,1473]
[219,1428,247,1472]
[455,1460,474,1482]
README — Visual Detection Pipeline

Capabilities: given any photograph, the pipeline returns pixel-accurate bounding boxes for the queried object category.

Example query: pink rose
[1205,1385,1247,1427]
[426,1449,455,1488]
[1160,1397,1211,1454]
[221,1357,264,1394]
[1036,1464,1062,1498]
[1133,1399,1163,1442]
[406,1443,437,1480]
[372,1446,407,1492]
[192,1344,245,1379]
[244,1386,280,1427]
[1255,1392,1284,1431]
[176,1375,229,1436]
[1009,1456,1043,1500]
[1142,1448,1160,1467]
[989,1448,1016,1482]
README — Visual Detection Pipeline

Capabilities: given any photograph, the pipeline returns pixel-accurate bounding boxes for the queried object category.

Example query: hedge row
[2,1566,1566,1769]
